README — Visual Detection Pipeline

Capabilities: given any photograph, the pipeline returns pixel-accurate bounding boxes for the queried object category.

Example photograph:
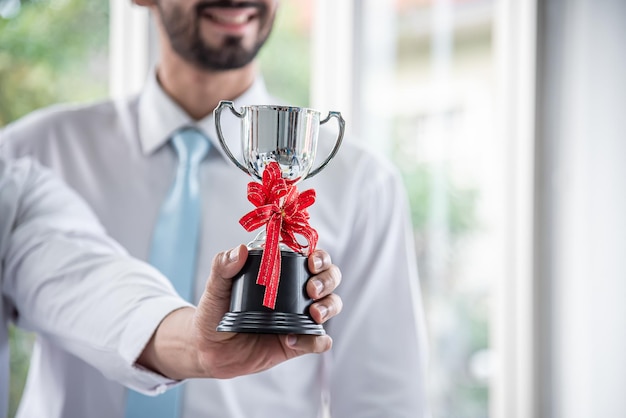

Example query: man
[1,0,428,416]
[0,157,341,417]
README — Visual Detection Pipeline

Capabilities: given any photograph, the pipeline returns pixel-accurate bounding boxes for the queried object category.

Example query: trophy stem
[248,230,300,253]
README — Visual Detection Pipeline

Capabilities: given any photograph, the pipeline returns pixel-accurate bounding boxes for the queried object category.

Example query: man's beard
[189,32,266,70]
[157,1,274,71]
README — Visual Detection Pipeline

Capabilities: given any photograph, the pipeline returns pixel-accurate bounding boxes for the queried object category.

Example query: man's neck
[156,57,257,121]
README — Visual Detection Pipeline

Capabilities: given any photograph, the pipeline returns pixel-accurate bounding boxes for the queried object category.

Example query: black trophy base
[217,311,325,335]
[216,249,325,336]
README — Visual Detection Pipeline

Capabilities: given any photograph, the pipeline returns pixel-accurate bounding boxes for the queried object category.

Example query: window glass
[0,0,109,414]
[258,0,313,107]
[388,1,496,416]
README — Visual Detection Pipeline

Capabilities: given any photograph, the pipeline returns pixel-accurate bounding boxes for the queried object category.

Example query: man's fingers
[306,264,342,300]
[308,249,331,274]
[309,293,343,324]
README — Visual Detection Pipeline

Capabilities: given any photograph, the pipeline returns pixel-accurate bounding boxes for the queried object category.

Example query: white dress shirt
[0,158,190,417]
[1,74,429,417]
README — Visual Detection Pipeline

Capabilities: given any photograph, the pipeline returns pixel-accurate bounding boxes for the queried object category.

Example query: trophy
[214,101,345,335]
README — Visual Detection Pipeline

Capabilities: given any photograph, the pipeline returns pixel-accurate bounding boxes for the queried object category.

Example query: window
[311,0,504,416]
[378,2,497,416]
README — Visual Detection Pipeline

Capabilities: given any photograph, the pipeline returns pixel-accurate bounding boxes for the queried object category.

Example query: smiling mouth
[202,9,258,25]
[197,1,264,26]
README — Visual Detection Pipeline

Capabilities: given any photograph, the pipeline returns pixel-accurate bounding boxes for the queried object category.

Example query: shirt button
[156,384,167,395]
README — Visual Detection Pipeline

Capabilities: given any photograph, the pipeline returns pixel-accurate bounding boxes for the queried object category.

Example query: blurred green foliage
[7,326,34,417]
[0,0,109,126]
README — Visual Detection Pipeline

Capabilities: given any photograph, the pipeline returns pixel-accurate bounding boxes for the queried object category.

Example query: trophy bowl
[214,101,344,335]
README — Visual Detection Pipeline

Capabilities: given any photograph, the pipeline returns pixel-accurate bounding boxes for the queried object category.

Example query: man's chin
[188,47,256,71]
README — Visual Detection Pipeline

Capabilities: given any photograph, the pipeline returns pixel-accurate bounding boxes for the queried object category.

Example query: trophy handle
[214,100,250,176]
[306,111,345,179]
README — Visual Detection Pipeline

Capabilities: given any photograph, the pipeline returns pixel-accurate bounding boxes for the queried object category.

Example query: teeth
[211,13,249,24]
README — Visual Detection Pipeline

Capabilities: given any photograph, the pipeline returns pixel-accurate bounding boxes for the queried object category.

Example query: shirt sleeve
[326,162,430,417]
[1,158,192,395]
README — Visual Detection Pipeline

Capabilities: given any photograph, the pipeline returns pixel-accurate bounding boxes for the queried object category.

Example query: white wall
[535,1,626,416]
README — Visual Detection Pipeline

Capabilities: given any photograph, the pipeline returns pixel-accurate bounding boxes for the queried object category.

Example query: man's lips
[197,1,265,27]
[201,7,259,25]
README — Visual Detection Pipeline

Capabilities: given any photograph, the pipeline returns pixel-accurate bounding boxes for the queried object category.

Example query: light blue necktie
[125,127,210,418]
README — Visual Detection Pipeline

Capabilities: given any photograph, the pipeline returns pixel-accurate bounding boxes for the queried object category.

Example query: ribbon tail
[263,248,281,309]
[257,214,282,309]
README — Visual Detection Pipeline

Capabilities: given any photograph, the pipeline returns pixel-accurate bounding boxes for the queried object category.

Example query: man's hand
[192,245,342,378]
[138,245,342,380]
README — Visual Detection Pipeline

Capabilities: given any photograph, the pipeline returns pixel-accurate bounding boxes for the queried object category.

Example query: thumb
[204,244,248,302]
[194,245,248,342]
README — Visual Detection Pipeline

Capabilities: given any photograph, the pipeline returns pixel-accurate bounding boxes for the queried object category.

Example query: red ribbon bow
[239,162,318,309]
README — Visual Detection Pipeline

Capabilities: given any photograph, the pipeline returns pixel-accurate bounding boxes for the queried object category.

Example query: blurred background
[1,0,624,417]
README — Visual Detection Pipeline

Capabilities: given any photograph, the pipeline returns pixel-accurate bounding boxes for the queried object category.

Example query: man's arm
[2,158,192,392]
[2,158,342,393]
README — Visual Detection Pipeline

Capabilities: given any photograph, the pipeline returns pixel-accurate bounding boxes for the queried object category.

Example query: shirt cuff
[117,296,193,395]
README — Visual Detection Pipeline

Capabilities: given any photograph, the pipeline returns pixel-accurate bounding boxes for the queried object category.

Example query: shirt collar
[137,70,273,158]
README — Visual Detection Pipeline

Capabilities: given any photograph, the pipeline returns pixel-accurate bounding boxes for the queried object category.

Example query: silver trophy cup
[214,101,344,183]
[214,100,345,335]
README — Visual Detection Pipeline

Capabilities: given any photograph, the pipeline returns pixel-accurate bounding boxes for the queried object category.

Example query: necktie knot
[171,128,210,166]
